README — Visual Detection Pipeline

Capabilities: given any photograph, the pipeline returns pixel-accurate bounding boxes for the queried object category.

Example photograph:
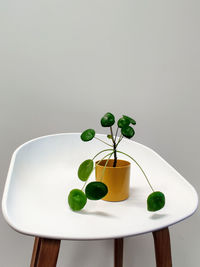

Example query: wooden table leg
[114,238,124,267]
[152,227,172,267]
[30,237,61,267]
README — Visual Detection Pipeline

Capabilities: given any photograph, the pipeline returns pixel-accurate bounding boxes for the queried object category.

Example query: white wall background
[0,0,199,266]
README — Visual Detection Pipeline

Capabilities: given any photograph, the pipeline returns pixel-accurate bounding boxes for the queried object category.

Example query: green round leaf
[121,126,135,138]
[68,189,87,211]
[117,117,130,128]
[147,191,165,212]
[101,112,115,127]
[85,181,108,200]
[107,134,112,139]
[123,115,136,125]
[81,129,95,142]
[78,159,94,181]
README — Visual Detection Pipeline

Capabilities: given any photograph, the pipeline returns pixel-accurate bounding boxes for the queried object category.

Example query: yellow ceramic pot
[95,159,131,201]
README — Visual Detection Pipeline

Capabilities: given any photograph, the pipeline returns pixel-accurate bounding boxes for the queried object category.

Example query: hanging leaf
[147,191,165,211]
[101,112,115,127]
[123,115,136,125]
[121,126,135,138]
[78,159,94,181]
[81,129,95,141]
[85,181,108,200]
[117,117,130,128]
[68,189,87,211]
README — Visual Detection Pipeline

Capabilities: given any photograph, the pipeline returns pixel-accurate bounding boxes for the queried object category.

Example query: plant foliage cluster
[68,112,165,212]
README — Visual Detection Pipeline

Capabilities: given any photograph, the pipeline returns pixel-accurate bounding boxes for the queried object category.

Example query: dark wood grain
[153,227,172,267]
[114,238,124,267]
[30,237,60,267]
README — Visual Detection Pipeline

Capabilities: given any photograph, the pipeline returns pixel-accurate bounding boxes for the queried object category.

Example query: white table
[2,133,198,267]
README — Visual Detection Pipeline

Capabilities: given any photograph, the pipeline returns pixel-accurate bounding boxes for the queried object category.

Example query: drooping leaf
[123,115,136,125]
[117,117,130,128]
[78,159,94,181]
[85,181,108,200]
[81,129,95,142]
[101,112,115,127]
[68,189,87,211]
[121,126,135,138]
[147,191,165,212]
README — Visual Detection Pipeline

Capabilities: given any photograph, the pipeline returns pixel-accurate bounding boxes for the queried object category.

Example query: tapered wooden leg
[114,238,124,267]
[153,227,172,267]
[30,237,61,267]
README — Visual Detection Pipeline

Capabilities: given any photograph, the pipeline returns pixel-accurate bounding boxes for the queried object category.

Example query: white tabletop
[2,133,198,240]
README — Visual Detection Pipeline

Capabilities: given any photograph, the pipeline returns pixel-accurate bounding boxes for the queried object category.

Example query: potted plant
[68,112,165,212]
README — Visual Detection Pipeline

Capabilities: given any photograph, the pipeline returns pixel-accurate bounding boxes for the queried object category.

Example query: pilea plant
[68,112,165,212]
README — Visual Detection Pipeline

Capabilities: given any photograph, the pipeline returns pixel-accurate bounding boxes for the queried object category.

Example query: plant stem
[81,178,90,191]
[95,152,114,166]
[81,152,113,191]
[99,152,114,181]
[116,135,123,148]
[109,126,114,142]
[94,137,112,147]
[116,150,155,192]
[110,126,117,167]
[114,126,119,143]
[113,143,117,167]
[92,149,113,161]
